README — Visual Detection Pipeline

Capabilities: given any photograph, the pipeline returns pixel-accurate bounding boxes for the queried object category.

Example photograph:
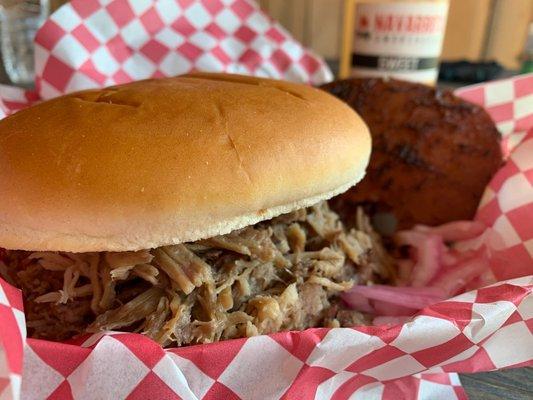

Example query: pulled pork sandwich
[0,73,393,347]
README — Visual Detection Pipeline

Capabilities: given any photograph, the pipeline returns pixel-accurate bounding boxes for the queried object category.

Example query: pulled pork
[1,202,394,347]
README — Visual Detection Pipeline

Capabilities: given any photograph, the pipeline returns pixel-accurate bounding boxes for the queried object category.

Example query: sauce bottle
[340,0,450,84]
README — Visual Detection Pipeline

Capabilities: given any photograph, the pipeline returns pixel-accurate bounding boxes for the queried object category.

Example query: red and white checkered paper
[0,1,532,399]
[0,0,332,118]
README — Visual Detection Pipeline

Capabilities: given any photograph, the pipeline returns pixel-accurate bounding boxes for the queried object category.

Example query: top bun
[0,73,370,252]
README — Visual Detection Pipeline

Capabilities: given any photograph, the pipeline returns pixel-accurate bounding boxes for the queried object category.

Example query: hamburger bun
[0,73,370,252]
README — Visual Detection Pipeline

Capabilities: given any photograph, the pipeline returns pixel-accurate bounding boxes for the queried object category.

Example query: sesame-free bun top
[0,73,370,252]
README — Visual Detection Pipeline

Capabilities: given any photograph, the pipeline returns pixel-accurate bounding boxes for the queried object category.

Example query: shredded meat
[1,202,394,347]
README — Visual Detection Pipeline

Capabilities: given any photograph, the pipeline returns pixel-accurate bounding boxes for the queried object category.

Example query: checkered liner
[0,0,532,398]
[38,0,331,100]
[457,74,533,282]
[0,0,332,119]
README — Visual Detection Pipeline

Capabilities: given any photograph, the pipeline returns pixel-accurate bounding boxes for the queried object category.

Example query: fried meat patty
[322,78,502,230]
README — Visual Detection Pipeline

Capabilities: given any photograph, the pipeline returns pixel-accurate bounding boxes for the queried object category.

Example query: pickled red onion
[414,221,486,241]
[395,231,442,287]
[342,220,494,326]
[342,285,446,311]
[372,300,417,316]
[397,259,414,285]
[341,291,374,313]
[429,250,489,296]
[410,235,442,287]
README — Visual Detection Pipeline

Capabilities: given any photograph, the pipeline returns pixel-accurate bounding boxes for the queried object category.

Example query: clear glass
[0,0,49,86]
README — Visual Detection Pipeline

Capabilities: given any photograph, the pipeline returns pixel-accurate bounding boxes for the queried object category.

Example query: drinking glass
[0,0,49,86]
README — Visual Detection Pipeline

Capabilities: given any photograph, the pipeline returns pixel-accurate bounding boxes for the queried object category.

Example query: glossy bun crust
[0,73,371,251]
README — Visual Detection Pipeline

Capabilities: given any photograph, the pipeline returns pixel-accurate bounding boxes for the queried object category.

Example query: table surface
[460,368,533,399]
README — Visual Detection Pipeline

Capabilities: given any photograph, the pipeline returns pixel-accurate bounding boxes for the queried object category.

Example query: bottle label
[351,1,449,84]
